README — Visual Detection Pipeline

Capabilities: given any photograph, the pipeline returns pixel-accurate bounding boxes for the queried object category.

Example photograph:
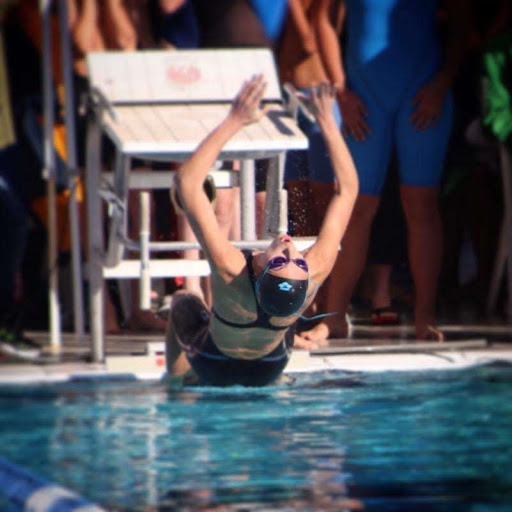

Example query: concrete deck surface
[1,320,512,384]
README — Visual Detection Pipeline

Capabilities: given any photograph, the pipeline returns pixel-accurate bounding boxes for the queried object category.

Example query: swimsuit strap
[211,308,291,331]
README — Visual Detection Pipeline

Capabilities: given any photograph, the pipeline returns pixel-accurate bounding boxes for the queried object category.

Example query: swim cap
[256,273,308,317]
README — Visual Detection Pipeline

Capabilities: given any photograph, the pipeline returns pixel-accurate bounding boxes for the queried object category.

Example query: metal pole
[240,159,256,240]
[276,153,288,234]
[58,0,85,343]
[40,0,61,352]
[86,112,105,362]
[261,154,288,237]
[139,192,151,310]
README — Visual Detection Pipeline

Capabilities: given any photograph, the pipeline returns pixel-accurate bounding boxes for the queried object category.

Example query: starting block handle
[282,82,316,123]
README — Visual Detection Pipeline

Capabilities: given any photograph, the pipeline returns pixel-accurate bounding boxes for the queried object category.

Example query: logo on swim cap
[256,274,309,317]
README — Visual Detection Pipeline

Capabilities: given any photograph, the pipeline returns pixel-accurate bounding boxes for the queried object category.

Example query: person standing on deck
[298,0,469,343]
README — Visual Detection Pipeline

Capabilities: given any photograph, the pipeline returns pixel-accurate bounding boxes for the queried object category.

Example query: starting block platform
[85,49,308,362]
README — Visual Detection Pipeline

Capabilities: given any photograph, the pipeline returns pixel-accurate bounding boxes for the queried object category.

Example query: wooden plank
[241,118,272,142]
[118,107,156,142]
[107,104,305,144]
[87,49,282,104]
[133,106,177,143]
[102,118,138,147]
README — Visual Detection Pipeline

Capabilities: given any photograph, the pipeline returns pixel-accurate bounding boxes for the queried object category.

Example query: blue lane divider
[0,456,106,512]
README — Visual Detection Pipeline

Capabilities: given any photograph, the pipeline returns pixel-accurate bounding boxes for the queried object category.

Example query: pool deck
[1,320,512,384]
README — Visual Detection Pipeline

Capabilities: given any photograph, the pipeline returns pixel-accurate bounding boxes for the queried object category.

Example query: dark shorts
[171,293,293,386]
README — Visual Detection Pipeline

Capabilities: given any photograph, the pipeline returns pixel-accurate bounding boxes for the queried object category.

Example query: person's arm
[102,0,138,50]
[410,0,470,129]
[175,75,269,277]
[313,0,343,88]
[130,0,158,49]
[158,0,187,14]
[69,0,105,76]
[305,83,359,283]
[323,1,370,140]
[287,0,318,55]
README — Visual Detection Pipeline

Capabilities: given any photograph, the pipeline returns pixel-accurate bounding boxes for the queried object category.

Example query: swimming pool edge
[1,347,511,385]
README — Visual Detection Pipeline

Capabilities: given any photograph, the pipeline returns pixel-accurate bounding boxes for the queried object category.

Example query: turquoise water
[1,364,512,511]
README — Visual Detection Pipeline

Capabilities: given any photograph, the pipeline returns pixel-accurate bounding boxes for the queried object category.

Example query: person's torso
[277,0,330,88]
[344,0,442,106]
[192,0,270,48]
[209,251,314,359]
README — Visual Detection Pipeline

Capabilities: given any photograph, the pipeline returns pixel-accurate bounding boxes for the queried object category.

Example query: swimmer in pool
[165,75,358,386]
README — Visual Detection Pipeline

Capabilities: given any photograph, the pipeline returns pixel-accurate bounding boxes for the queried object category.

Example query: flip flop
[371,307,400,326]
[0,338,41,361]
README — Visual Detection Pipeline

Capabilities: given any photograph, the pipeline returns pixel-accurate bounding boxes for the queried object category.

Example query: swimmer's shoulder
[209,247,248,285]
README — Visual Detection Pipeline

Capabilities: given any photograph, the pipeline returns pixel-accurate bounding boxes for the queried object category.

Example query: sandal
[0,328,41,361]
[371,307,400,326]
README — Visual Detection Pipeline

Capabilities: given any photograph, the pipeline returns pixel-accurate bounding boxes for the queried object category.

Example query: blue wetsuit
[344,0,453,195]
[249,0,288,43]
[159,0,199,49]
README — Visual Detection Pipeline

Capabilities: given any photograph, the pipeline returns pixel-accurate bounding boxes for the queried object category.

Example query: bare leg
[371,263,393,309]
[305,181,336,317]
[299,194,380,341]
[165,314,191,377]
[400,185,444,341]
[215,187,236,237]
[256,190,266,238]
[369,263,400,325]
[165,290,209,380]
[227,161,241,241]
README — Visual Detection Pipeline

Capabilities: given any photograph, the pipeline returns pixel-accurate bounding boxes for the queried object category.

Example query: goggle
[266,256,309,273]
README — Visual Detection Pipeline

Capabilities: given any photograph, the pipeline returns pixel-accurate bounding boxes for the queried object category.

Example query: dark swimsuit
[183,252,295,387]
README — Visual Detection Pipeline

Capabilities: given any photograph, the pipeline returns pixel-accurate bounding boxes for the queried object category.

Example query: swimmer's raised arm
[306,83,359,283]
[175,75,269,272]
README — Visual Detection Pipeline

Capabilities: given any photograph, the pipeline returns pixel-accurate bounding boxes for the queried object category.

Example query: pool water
[1,364,512,511]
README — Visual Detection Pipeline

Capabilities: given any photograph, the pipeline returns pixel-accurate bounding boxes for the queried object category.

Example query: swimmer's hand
[410,74,450,130]
[229,74,270,126]
[309,82,338,128]
[337,87,370,141]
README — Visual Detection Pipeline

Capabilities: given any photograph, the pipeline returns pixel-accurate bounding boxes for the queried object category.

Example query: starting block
[85,49,308,361]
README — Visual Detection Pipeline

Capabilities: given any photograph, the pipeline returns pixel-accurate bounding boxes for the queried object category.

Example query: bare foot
[128,310,168,332]
[416,323,444,342]
[299,316,349,342]
[299,323,331,343]
[293,334,329,351]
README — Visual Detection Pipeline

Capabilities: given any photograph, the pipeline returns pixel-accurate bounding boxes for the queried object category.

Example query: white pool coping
[1,340,511,385]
